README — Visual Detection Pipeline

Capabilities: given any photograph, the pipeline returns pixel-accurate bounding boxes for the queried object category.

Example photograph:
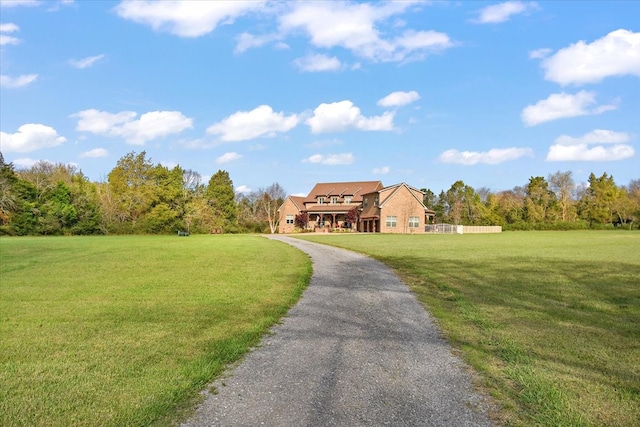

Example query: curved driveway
[181,235,494,426]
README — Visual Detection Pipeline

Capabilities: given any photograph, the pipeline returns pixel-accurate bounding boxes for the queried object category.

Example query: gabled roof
[303,181,383,203]
[377,182,435,214]
[277,195,306,212]
[288,196,305,210]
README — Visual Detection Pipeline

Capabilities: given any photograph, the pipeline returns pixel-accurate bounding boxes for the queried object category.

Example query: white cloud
[472,1,538,24]
[303,153,354,165]
[235,184,252,194]
[293,53,342,72]
[377,90,420,107]
[72,109,193,145]
[0,74,38,88]
[216,152,242,164]
[114,0,266,38]
[521,91,617,126]
[528,48,551,59]
[12,157,40,168]
[115,1,453,63]
[279,2,454,63]
[80,148,108,158]
[547,129,634,162]
[207,105,299,142]
[554,129,631,146]
[0,123,66,152]
[393,30,454,60]
[47,0,74,11]
[73,109,136,133]
[114,111,193,145]
[0,0,39,8]
[69,54,105,69]
[306,100,394,133]
[0,22,19,32]
[540,29,640,85]
[0,23,20,45]
[372,166,390,174]
[235,32,282,54]
[547,144,634,162]
[438,147,534,165]
[0,34,20,45]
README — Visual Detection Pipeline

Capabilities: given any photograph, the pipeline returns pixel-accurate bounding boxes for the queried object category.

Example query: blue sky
[1,0,638,196]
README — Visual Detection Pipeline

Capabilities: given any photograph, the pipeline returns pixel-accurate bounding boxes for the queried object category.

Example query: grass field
[0,235,311,427]
[295,231,640,426]
[2,232,638,426]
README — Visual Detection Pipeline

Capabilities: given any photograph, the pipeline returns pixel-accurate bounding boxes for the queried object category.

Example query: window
[344,196,352,204]
[331,197,338,204]
[318,197,325,204]
[363,199,368,208]
[286,214,294,224]
[374,197,379,206]
[386,216,397,228]
[409,216,419,228]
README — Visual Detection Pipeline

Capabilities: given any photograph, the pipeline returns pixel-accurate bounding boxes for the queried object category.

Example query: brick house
[278,181,435,234]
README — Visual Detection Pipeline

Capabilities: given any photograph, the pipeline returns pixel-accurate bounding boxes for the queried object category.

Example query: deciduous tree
[257,183,286,234]
[524,176,556,224]
[0,152,18,228]
[548,171,576,222]
[442,181,483,225]
[108,151,155,230]
[294,212,309,229]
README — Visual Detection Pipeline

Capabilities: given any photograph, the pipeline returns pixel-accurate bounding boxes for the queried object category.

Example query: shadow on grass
[377,254,640,427]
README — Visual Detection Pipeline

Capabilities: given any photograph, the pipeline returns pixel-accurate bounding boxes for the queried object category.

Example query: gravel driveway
[181,235,495,426]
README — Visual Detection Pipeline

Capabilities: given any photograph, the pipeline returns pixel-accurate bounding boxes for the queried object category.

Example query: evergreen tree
[579,172,621,226]
[420,188,438,209]
[205,170,238,232]
[434,191,447,223]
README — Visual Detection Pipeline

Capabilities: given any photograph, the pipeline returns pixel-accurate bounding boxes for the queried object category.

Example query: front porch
[307,211,355,232]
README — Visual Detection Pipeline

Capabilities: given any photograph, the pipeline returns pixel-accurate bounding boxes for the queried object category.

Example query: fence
[425,224,502,234]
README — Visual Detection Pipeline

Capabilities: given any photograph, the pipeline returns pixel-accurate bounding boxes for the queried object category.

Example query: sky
[1,0,639,196]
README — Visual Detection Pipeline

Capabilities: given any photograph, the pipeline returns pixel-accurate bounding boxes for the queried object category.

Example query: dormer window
[345,196,352,204]
[331,197,338,204]
[318,197,325,204]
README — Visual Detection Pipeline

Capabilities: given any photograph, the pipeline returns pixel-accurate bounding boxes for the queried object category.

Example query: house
[278,181,436,234]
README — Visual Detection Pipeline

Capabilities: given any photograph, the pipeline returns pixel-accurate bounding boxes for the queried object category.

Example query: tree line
[0,151,284,236]
[423,171,639,230]
[0,150,638,235]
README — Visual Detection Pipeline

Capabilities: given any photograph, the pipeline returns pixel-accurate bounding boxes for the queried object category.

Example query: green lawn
[295,231,640,426]
[0,235,311,427]
[2,232,638,426]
